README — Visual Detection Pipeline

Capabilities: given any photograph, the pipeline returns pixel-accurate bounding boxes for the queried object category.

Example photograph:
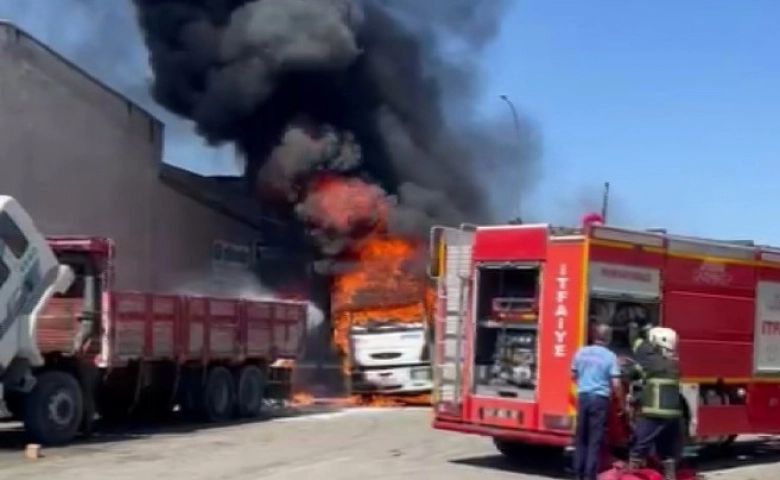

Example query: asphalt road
[0,408,779,480]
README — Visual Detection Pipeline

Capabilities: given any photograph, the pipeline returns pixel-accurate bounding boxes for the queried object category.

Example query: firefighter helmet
[648,326,678,354]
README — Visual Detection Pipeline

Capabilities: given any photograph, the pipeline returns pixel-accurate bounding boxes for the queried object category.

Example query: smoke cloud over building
[132,0,528,269]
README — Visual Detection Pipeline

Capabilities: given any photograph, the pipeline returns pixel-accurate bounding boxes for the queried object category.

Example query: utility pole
[600,182,610,223]
[500,94,523,222]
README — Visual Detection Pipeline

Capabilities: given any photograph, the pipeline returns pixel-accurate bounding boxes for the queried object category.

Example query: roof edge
[0,19,161,127]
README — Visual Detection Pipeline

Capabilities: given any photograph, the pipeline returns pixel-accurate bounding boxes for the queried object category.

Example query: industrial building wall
[0,22,257,292]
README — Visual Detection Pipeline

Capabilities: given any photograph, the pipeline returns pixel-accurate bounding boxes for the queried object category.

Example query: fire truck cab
[429,220,780,460]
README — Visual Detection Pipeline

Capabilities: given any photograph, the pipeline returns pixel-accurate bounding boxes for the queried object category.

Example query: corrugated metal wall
[0,22,258,292]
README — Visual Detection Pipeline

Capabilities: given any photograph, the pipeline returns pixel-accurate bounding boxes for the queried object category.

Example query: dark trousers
[631,415,680,460]
[573,393,610,480]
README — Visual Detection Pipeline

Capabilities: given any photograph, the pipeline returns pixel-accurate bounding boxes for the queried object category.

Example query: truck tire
[23,371,84,446]
[236,365,267,418]
[179,369,205,420]
[203,366,235,423]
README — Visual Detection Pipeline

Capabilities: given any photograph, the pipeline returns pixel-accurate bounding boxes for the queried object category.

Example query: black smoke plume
[132,0,528,265]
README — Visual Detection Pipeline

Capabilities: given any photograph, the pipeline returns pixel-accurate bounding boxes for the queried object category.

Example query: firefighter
[626,324,682,480]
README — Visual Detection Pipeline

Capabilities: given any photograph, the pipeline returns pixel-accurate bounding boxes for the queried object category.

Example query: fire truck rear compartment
[472,264,539,400]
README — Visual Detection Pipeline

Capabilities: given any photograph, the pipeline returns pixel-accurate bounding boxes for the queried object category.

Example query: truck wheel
[179,370,204,419]
[23,371,84,446]
[236,365,267,418]
[203,366,235,423]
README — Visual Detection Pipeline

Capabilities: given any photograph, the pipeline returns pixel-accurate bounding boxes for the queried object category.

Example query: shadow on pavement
[450,439,780,479]
[0,403,345,452]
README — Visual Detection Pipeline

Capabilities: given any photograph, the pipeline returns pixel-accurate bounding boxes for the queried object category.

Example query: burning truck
[333,237,433,397]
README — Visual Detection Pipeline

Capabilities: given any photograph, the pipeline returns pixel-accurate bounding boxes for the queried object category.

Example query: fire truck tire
[203,366,236,423]
[492,438,562,463]
[236,365,266,418]
[23,371,84,446]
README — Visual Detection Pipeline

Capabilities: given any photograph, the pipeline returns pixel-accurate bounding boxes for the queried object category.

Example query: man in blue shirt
[571,323,623,480]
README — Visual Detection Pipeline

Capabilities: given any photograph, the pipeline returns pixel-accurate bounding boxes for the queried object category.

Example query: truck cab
[347,315,432,394]
[36,236,110,359]
[0,196,75,411]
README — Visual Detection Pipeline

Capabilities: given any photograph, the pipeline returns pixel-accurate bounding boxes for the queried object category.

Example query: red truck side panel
[663,239,756,436]
[205,298,240,359]
[107,293,305,367]
[663,243,756,381]
[244,301,274,359]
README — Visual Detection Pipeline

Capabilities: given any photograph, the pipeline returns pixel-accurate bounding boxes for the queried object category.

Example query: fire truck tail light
[542,413,573,431]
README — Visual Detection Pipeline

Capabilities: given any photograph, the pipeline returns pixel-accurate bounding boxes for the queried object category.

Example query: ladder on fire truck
[429,224,475,414]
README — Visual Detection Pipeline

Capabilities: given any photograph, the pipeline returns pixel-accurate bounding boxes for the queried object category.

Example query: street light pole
[601,181,610,223]
[500,94,523,222]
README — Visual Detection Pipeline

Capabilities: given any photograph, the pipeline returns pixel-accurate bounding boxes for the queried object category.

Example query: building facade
[0,21,270,292]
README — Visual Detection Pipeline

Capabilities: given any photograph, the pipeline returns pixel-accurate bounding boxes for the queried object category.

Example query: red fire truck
[428,221,780,460]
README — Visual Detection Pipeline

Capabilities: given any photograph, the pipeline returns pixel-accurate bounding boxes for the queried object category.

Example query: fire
[331,237,424,363]
[300,175,434,407]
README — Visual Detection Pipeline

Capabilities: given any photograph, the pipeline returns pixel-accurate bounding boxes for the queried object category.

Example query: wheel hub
[47,390,75,427]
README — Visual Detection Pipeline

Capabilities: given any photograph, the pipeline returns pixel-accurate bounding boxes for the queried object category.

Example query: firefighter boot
[661,459,677,480]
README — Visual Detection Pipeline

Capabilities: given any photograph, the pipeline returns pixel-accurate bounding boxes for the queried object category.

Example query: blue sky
[3,1,779,243]
[482,1,780,241]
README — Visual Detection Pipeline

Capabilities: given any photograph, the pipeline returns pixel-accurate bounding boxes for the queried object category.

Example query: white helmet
[648,326,678,354]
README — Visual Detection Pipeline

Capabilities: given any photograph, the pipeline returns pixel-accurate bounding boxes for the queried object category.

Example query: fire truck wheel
[203,366,236,423]
[492,438,562,463]
[23,371,84,446]
[236,365,267,418]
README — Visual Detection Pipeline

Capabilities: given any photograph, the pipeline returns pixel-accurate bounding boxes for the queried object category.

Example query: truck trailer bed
[36,294,306,367]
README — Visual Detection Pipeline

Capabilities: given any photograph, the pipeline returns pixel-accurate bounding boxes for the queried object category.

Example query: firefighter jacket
[629,337,682,419]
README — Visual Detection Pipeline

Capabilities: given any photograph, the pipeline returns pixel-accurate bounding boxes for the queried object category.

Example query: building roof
[0,20,161,129]
[159,164,289,231]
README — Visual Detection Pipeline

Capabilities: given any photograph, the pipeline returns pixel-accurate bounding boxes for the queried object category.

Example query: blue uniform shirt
[571,345,620,397]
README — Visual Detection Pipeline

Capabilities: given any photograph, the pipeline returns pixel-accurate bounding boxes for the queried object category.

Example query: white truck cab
[0,196,74,402]
[348,320,433,394]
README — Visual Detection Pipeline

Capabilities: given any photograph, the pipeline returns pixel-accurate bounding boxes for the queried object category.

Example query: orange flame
[304,175,434,407]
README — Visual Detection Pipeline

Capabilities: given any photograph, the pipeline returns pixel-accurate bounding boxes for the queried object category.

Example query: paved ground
[0,408,778,480]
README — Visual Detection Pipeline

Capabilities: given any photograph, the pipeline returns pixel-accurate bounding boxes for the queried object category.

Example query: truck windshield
[0,211,30,258]
[51,252,93,299]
